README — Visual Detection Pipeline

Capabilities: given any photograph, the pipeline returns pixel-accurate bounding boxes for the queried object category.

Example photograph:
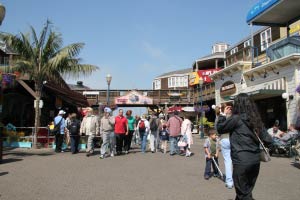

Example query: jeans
[204,157,219,176]
[100,131,114,155]
[70,135,79,153]
[140,131,148,153]
[169,136,180,155]
[150,130,159,151]
[55,134,64,152]
[220,138,233,187]
[124,130,134,151]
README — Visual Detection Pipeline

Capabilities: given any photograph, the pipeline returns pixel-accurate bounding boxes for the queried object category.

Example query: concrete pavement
[0,136,300,200]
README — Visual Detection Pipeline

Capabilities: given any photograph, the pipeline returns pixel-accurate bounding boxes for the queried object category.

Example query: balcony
[266,36,300,61]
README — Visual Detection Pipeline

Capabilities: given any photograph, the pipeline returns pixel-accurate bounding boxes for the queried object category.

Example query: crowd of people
[52,107,194,158]
[51,93,300,200]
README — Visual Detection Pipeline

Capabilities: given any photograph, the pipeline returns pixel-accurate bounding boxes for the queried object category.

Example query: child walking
[159,125,169,154]
[203,129,220,180]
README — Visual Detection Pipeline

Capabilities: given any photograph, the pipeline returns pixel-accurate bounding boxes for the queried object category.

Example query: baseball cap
[104,107,112,113]
[58,110,66,115]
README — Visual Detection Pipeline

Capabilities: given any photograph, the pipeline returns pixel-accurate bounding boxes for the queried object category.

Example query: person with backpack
[137,114,150,153]
[149,113,159,153]
[54,110,66,153]
[67,113,81,154]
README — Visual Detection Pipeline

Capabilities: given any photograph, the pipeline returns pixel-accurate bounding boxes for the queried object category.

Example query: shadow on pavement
[0,171,9,176]
[290,162,300,169]
[0,158,23,165]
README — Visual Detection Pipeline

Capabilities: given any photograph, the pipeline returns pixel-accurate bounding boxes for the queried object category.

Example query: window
[260,28,272,51]
[168,76,188,88]
[230,47,238,55]
[244,39,251,48]
[153,79,161,90]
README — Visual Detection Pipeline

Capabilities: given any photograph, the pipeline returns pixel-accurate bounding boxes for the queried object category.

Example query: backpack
[51,118,62,135]
[68,120,79,135]
[150,118,158,131]
[139,120,146,132]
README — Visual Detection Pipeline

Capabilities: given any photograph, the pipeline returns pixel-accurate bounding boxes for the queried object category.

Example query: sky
[1,0,259,90]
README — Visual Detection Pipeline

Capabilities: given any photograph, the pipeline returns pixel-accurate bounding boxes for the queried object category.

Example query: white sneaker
[110,152,114,157]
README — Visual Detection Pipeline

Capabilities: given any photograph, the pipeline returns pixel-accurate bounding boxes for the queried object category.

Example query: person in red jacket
[114,109,128,155]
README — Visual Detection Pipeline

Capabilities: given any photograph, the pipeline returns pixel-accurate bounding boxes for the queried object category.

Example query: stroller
[269,134,299,157]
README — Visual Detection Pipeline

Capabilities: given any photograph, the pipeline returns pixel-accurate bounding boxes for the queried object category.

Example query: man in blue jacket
[54,110,66,153]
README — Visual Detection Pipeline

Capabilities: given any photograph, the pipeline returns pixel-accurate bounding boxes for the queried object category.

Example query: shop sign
[189,72,199,86]
[115,91,153,105]
[220,81,236,97]
[197,68,221,83]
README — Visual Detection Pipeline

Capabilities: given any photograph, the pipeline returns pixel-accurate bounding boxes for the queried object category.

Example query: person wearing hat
[54,110,66,153]
[99,107,115,159]
[80,107,100,157]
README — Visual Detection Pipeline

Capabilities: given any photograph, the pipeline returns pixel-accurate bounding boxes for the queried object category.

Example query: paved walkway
[0,136,300,200]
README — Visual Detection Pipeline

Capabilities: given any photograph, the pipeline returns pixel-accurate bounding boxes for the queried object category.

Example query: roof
[44,82,89,107]
[246,0,300,26]
[0,40,15,54]
[155,68,192,78]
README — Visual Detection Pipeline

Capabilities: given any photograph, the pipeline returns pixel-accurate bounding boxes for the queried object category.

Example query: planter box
[52,144,86,150]
[3,141,32,148]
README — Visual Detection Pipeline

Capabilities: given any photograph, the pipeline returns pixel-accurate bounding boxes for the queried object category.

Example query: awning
[44,82,89,107]
[246,0,300,26]
[248,89,285,100]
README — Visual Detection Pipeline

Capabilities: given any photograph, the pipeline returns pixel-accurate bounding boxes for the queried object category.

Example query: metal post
[107,84,110,106]
[200,85,204,139]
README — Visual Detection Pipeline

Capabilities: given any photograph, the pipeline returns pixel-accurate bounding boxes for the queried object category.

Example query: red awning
[167,106,182,113]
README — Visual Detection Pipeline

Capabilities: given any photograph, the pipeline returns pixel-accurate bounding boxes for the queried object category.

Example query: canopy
[246,0,300,26]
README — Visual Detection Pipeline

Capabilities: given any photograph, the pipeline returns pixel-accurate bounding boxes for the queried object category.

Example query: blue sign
[246,0,280,24]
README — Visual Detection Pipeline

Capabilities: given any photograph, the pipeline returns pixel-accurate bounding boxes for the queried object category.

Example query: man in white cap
[80,107,100,157]
[54,110,66,153]
[99,107,115,159]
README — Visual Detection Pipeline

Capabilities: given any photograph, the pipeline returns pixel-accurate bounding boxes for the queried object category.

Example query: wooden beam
[17,79,37,98]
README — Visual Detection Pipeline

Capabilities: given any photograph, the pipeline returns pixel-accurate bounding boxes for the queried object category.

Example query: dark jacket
[217,114,272,165]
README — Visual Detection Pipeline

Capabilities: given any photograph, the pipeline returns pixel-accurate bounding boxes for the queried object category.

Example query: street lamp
[106,74,112,106]
[199,77,204,139]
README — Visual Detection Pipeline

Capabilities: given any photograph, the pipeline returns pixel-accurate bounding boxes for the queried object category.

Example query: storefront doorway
[255,96,287,131]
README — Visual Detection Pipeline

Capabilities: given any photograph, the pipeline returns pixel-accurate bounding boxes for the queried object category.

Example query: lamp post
[199,77,204,139]
[0,2,5,163]
[106,74,112,106]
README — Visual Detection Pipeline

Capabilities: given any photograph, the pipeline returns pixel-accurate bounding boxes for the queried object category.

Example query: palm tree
[0,20,99,148]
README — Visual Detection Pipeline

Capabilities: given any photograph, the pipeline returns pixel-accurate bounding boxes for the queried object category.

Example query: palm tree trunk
[33,87,41,149]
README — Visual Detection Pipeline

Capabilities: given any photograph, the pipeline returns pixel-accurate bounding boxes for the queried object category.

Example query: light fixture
[282,92,294,101]
[263,70,268,78]
[271,67,279,75]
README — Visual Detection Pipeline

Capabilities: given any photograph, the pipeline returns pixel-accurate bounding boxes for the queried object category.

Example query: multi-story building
[211,0,300,130]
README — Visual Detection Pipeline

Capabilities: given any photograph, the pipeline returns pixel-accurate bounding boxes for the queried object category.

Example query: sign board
[220,81,236,97]
[189,72,200,86]
[34,100,44,108]
[246,0,279,24]
[114,91,153,105]
[197,69,221,83]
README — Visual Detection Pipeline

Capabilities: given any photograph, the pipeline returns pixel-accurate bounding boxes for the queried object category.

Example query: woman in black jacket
[217,93,272,200]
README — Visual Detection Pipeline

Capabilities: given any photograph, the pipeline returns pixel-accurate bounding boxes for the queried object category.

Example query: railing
[2,127,52,148]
